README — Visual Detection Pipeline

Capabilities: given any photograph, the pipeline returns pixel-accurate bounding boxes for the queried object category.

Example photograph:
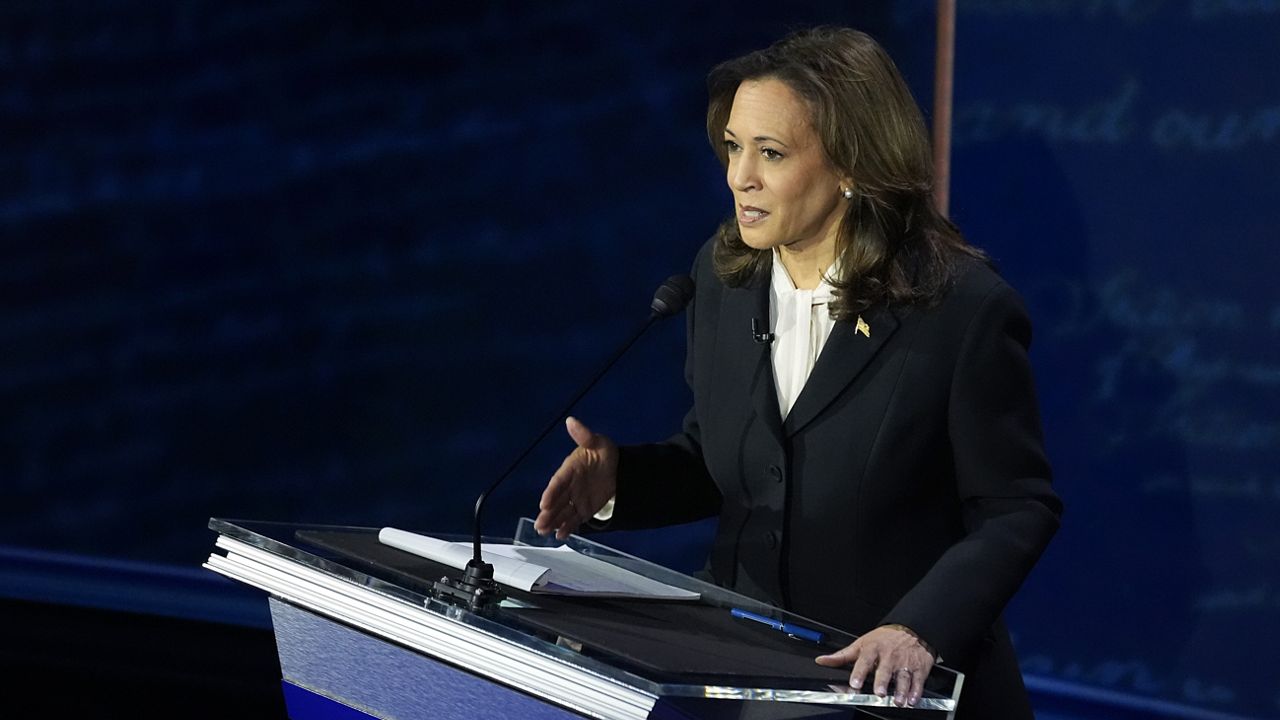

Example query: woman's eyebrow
[724,128,791,148]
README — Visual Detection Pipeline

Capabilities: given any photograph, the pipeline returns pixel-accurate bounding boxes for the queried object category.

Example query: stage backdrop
[2,2,1277,718]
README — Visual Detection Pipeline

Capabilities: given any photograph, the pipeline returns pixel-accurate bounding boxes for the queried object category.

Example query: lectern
[204,518,962,719]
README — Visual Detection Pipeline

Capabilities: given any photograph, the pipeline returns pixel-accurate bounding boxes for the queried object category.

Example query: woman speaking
[534,26,1061,719]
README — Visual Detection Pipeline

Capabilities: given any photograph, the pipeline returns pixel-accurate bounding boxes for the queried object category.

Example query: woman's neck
[776,235,838,290]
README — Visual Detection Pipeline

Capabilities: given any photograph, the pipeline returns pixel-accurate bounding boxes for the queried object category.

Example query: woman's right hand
[534,416,618,540]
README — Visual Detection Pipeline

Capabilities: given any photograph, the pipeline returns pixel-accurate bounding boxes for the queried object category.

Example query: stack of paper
[378,528,699,600]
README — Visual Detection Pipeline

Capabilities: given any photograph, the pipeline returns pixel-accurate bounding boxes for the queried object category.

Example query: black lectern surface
[300,528,849,682]
[205,518,963,719]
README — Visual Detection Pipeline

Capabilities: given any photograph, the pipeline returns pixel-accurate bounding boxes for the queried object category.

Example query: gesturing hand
[534,417,618,540]
[815,624,936,707]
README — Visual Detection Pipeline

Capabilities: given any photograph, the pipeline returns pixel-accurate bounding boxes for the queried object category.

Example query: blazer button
[767,465,783,483]
[765,531,779,550]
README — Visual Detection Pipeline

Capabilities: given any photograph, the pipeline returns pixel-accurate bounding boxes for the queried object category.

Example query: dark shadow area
[0,598,285,717]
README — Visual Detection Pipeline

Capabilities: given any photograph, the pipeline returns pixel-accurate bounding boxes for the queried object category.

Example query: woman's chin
[737,227,776,251]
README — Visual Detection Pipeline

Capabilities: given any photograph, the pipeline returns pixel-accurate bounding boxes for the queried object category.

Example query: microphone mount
[752,318,775,344]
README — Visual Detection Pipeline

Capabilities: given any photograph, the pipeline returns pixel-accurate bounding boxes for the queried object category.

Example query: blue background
[3,2,1278,718]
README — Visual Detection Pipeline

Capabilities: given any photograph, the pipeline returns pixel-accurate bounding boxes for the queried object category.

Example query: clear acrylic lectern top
[205,517,962,719]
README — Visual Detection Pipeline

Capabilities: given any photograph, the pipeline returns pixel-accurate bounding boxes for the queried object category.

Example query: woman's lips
[738,205,769,225]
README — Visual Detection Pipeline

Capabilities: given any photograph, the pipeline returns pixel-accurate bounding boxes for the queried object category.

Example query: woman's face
[724,78,850,255]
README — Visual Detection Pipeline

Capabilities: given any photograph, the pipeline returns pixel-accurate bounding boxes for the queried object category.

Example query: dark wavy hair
[706,26,986,316]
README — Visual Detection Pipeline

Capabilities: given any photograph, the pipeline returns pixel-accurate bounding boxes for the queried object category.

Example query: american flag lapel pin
[856,315,871,338]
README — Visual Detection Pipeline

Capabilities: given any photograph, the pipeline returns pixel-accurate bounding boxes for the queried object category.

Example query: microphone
[433,274,695,612]
[751,318,774,344]
[651,274,694,318]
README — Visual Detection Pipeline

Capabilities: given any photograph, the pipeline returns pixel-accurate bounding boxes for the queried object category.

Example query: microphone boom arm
[471,310,661,562]
[437,274,692,613]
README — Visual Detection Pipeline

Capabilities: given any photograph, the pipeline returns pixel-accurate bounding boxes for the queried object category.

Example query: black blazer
[611,238,1062,717]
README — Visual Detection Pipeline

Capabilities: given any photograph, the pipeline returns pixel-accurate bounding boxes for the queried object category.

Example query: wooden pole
[933,0,956,216]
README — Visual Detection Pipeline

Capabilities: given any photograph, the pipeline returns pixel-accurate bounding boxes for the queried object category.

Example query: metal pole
[933,0,957,216]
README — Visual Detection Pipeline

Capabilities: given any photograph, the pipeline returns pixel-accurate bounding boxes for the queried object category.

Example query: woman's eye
[724,140,741,153]
[761,147,784,160]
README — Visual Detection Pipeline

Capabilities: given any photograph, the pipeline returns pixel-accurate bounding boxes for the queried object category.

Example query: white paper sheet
[378,527,699,600]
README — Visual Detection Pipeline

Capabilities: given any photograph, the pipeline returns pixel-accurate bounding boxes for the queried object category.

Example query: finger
[545,493,583,541]
[907,656,933,706]
[554,513,582,540]
[541,494,581,538]
[872,654,897,698]
[907,663,927,707]
[814,643,858,667]
[535,484,572,535]
[849,648,878,693]
[540,452,583,509]
[892,666,912,706]
[533,506,559,535]
[537,456,585,534]
[534,488,570,533]
[539,503,576,538]
[553,488,587,537]
[565,416,600,449]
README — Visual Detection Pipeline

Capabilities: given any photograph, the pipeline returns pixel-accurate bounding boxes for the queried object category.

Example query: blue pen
[731,607,825,643]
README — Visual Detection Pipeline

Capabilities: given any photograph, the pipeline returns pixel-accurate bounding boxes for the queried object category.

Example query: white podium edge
[205,535,657,720]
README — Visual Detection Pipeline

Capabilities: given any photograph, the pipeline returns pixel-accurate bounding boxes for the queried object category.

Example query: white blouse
[769,248,838,420]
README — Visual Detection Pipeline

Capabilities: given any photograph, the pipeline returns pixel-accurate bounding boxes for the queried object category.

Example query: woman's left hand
[815,624,936,707]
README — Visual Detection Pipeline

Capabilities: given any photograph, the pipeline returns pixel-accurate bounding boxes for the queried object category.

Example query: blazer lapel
[715,275,785,443]
[782,305,900,437]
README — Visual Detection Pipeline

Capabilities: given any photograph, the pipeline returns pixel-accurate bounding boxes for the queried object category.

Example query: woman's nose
[729,155,759,192]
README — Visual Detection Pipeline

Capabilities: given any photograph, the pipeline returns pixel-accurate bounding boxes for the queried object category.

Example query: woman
[534,26,1061,718]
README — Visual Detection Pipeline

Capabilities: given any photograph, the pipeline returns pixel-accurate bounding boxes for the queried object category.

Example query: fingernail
[909,694,919,706]
[875,685,886,697]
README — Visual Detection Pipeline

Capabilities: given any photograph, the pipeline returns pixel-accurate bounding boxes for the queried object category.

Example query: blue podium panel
[281,681,379,720]
[272,600,890,720]
[271,598,584,720]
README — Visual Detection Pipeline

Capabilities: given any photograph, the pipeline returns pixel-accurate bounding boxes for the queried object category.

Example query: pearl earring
[842,187,854,199]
